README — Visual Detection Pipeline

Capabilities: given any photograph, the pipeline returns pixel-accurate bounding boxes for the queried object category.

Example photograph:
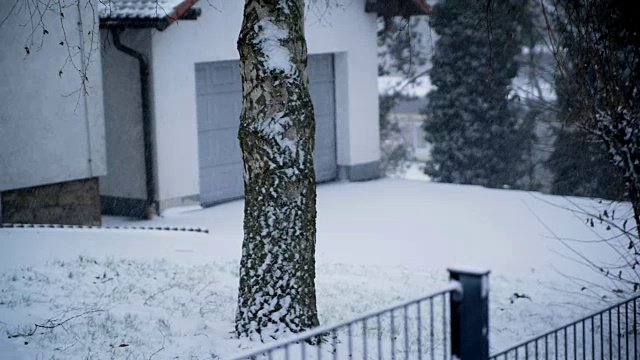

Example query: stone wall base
[1,178,101,225]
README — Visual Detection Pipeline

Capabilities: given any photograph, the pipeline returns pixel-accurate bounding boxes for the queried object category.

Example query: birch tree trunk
[235,0,320,341]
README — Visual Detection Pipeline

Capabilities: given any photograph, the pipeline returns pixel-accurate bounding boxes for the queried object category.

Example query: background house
[0,0,106,225]
[378,76,433,162]
[100,0,383,217]
[393,99,431,161]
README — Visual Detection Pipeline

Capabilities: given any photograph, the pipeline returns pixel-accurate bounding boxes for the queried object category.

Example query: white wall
[304,2,381,165]
[150,0,380,202]
[99,29,152,200]
[0,1,106,192]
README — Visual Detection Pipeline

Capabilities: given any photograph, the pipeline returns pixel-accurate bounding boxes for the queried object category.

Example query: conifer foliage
[424,0,531,188]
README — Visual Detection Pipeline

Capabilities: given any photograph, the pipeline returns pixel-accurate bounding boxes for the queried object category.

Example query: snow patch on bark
[270,296,291,322]
[256,112,305,168]
[254,19,293,74]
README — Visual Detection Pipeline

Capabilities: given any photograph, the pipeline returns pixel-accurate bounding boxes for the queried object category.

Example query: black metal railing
[490,294,640,360]
[227,268,491,360]
[227,266,640,360]
[229,286,455,360]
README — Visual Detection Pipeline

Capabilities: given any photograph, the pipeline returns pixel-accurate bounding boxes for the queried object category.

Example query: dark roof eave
[365,0,431,17]
[163,0,200,29]
[100,18,167,30]
[99,0,201,31]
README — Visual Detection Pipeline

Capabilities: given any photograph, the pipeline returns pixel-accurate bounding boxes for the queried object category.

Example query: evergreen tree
[423,0,531,188]
[378,16,430,79]
[546,0,634,206]
[548,40,626,201]
[548,126,626,200]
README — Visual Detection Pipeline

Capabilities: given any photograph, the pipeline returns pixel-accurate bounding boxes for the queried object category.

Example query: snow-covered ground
[0,178,635,359]
[389,162,432,182]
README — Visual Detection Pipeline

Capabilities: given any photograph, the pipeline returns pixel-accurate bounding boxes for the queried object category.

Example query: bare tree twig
[523,192,640,296]
[148,328,166,360]
[144,286,175,306]
[7,308,106,338]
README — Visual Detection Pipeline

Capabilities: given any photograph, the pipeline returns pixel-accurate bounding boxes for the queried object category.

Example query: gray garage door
[195,54,337,206]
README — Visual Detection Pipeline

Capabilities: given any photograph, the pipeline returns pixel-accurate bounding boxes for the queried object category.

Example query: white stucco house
[0,1,106,225]
[1,0,430,223]
[99,0,393,217]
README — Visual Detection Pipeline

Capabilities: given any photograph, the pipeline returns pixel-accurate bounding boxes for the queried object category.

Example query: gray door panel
[195,55,336,206]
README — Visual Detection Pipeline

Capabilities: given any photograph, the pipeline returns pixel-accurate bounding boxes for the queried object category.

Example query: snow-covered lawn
[0,178,635,359]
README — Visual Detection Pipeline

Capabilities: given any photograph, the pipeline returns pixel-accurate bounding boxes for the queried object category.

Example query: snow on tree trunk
[234,0,319,341]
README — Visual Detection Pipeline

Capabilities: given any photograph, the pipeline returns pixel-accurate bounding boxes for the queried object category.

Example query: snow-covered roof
[99,0,196,20]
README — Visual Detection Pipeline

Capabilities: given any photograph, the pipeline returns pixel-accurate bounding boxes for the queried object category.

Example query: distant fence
[0,223,209,233]
[228,268,490,360]
[490,294,640,360]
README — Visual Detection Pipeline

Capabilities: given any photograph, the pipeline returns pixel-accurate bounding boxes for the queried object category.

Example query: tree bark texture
[235,0,320,341]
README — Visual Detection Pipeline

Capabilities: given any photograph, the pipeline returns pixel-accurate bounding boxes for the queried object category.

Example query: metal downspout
[110,28,156,218]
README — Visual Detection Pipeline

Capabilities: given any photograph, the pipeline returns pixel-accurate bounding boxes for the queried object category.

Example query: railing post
[448,267,490,360]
